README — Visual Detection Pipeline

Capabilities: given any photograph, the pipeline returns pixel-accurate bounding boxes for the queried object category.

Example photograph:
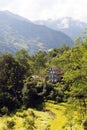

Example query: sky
[0,0,87,22]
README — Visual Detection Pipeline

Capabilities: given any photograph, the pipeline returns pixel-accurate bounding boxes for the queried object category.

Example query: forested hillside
[0,35,87,130]
[0,11,73,54]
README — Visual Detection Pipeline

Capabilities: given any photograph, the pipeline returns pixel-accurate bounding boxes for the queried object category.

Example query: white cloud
[0,0,87,21]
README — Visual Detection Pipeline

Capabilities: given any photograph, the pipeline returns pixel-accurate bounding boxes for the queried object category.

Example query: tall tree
[0,53,25,112]
[15,49,31,77]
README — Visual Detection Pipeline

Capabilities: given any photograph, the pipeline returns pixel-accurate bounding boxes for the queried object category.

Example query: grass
[45,101,84,130]
[0,108,52,130]
[0,102,84,130]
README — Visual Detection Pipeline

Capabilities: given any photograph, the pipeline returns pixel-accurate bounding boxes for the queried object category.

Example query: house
[47,67,63,83]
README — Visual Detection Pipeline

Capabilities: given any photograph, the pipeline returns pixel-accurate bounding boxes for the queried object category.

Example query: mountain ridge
[0,11,73,54]
[34,17,87,40]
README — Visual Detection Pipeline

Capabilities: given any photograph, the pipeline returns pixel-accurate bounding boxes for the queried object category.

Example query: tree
[15,49,31,77]
[62,45,87,120]
[22,77,45,109]
[30,51,47,75]
[0,53,25,112]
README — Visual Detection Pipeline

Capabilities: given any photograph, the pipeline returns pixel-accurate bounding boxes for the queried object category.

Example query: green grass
[45,101,84,130]
[0,102,84,130]
[0,108,52,130]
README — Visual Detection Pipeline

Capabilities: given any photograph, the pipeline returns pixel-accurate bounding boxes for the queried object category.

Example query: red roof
[47,67,63,75]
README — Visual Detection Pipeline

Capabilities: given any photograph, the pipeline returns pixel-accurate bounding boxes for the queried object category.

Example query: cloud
[0,0,87,21]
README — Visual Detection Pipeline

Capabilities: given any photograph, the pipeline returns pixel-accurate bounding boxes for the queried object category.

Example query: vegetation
[0,101,84,130]
[0,36,87,129]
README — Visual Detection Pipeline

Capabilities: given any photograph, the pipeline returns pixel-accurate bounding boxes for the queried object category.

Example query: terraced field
[0,102,84,130]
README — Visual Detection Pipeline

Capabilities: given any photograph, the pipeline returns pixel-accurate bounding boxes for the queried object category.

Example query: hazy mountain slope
[0,11,73,54]
[35,17,87,40]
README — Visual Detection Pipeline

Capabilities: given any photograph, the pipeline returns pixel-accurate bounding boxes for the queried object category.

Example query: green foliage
[0,53,25,112]
[6,119,15,129]
[0,36,87,126]
[15,49,31,76]
[59,44,87,121]
[46,39,87,123]
[83,119,87,130]
[23,117,35,130]
[43,82,64,102]
[30,51,47,75]
[1,106,8,115]
[22,78,45,109]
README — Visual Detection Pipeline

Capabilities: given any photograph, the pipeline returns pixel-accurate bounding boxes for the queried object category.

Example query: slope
[0,11,73,54]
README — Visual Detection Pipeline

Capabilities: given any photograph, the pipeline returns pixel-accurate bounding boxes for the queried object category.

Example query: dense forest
[0,35,87,130]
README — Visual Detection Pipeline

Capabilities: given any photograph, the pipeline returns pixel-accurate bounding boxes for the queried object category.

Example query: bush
[23,117,35,130]
[6,119,15,129]
[22,78,44,109]
[83,119,87,130]
[1,106,8,115]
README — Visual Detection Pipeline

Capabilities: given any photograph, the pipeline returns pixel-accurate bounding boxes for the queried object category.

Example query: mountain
[35,17,87,40]
[0,11,73,54]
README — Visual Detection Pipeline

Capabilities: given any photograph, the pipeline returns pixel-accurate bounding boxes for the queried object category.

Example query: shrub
[83,119,87,130]
[6,119,15,129]
[1,106,8,115]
